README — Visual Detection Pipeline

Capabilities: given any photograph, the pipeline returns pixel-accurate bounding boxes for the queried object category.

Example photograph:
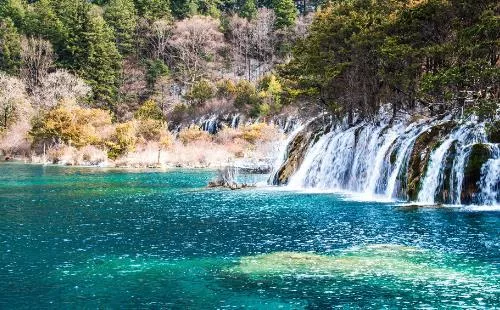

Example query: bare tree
[227,15,252,80]
[20,37,54,92]
[293,12,314,40]
[0,73,31,129]
[251,8,276,77]
[227,9,277,81]
[167,15,225,86]
[32,69,91,109]
[150,19,172,60]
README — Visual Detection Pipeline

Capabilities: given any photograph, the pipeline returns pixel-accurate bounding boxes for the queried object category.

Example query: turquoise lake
[0,163,498,308]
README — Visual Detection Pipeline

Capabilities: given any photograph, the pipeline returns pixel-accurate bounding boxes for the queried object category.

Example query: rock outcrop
[406,121,456,201]
[272,119,328,185]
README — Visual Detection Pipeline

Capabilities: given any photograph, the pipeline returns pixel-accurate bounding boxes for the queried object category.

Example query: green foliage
[134,99,164,121]
[0,18,21,74]
[134,0,171,20]
[283,0,500,118]
[197,0,221,17]
[185,79,216,105]
[240,0,257,20]
[234,80,261,108]
[80,7,122,109]
[272,0,297,29]
[171,0,199,18]
[257,74,283,115]
[145,59,169,89]
[463,99,500,122]
[0,0,25,28]
[104,0,137,54]
[23,0,65,44]
[486,120,500,143]
[21,0,123,110]
[106,121,136,159]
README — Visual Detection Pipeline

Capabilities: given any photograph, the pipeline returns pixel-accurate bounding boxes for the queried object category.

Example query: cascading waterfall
[231,114,240,128]
[273,113,499,206]
[268,121,306,184]
[383,122,431,199]
[200,115,219,134]
[417,137,456,204]
[479,145,500,205]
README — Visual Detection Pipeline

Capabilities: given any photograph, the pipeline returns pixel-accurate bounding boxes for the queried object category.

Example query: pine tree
[198,0,221,18]
[186,0,199,17]
[0,0,26,28]
[272,0,297,29]
[24,0,65,46]
[0,18,21,74]
[134,0,171,20]
[239,0,257,20]
[104,0,137,54]
[78,7,122,109]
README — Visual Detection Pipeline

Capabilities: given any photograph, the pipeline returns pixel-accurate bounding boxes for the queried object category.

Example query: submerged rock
[227,244,485,285]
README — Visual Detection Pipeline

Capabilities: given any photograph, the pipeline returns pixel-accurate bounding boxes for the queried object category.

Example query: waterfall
[479,145,500,205]
[383,122,431,199]
[268,121,306,184]
[417,137,455,204]
[230,114,240,128]
[200,115,219,134]
[274,113,499,205]
[365,128,400,195]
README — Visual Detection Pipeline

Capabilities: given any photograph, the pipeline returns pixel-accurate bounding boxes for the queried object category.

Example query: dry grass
[0,121,31,156]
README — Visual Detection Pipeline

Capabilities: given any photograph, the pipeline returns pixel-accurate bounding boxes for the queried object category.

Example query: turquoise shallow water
[0,163,498,308]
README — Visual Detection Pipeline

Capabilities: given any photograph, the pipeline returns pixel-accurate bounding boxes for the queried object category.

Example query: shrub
[159,130,174,149]
[185,79,216,105]
[135,99,164,121]
[145,59,169,89]
[178,125,211,145]
[106,121,137,159]
[216,79,237,99]
[256,74,282,116]
[137,119,163,142]
[168,103,189,125]
[241,123,276,143]
[30,103,113,148]
[234,80,261,108]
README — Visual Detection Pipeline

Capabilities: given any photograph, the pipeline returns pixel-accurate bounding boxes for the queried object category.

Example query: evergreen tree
[24,0,65,46]
[104,0,137,54]
[272,0,297,28]
[239,0,257,20]
[78,7,122,109]
[53,1,122,109]
[186,0,199,17]
[0,0,26,28]
[198,0,221,17]
[0,18,21,74]
[134,0,171,20]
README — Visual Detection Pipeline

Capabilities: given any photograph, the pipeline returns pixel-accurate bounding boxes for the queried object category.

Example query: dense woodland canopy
[284,0,499,120]
[0,0,498,160]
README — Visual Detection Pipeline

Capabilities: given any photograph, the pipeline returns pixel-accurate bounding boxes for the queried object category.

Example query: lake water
[0,163,498,308]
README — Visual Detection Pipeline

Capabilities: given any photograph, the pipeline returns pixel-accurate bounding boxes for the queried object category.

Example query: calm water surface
[0,163,498,308]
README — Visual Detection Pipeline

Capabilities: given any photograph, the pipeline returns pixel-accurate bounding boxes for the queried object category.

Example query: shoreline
[0,156,274,173]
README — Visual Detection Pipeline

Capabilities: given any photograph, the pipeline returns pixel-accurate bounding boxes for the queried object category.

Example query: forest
[0,0,498,166]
